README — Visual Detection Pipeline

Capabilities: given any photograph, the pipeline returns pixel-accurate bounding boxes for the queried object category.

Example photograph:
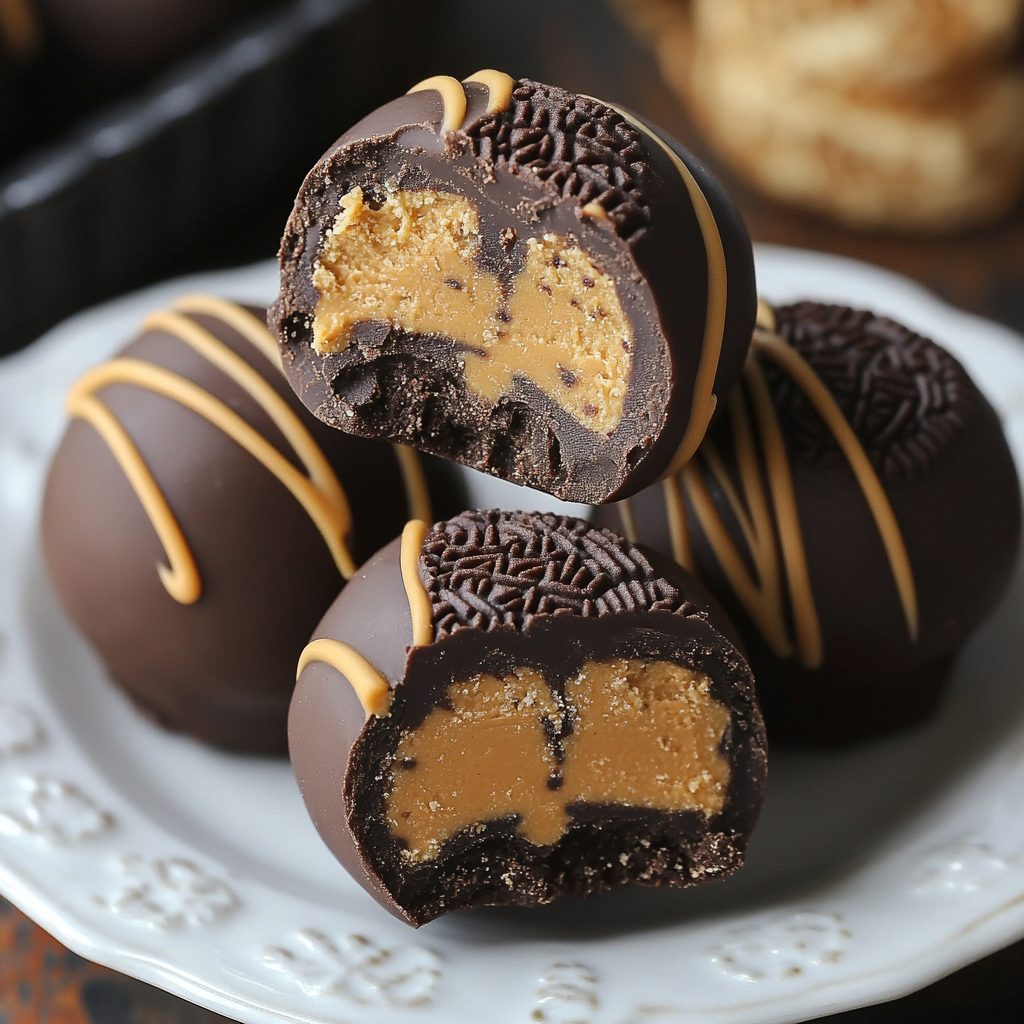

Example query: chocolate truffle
[271,71,756,504]
[596,301,1022,744]
[290,510,767,926]
[42,295,461,754]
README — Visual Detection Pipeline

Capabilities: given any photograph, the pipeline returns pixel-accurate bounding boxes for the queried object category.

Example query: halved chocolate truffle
[596,301,1022,744]
[42,295,461,754]
[290,510,766,926]
[271,71,756,504]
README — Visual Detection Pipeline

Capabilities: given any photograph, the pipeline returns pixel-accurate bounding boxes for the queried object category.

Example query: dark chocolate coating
[596,302,1022,744]
[289,510,766,926]
[271,77,755,504]
[42,302,464,754]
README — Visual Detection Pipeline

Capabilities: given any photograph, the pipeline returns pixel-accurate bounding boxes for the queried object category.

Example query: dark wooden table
[7,1,1024,1021]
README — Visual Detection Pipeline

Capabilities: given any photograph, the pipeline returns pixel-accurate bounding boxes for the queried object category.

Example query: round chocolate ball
[596,301,1022,744]
[271,71,756,504]
[289,511,766,925]
[42,295,460,754]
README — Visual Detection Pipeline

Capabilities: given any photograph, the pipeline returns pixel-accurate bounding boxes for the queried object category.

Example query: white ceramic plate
[1,248,1024,1024]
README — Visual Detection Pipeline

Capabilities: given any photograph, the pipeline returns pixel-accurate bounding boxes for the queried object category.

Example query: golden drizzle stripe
[463,69,515,114]
[174,294,281,369]
[296,639,392,719]
[663,314,918,669]
[143,309,356,577]
[66,305,360,604]
[662,474,694,573]
[744,358,821,665]
[393,445,432,524]
[407,75,467,133]
[681,398,799,661]
[409,70,514,133]
[650,138,728,476]
[593,101,728,479]
[174,297,433,534]
[752,327,919,641]
[295,518,435,720]
[401,519,434,647]
[65,374,202,605]
[68,357,357,591]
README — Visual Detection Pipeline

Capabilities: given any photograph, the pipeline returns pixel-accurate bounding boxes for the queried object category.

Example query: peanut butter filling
[311,186,633,436]
[386,658,731,863]
[560,659,731,813]
[387,670,568,863]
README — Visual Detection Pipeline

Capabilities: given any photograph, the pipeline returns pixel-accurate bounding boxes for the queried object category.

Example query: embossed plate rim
[0,250,1022,1023]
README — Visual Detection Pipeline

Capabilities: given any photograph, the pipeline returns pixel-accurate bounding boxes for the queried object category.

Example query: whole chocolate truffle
[290,510,767,926]
[271,71,756,504]
[42,295,460,754]
[596,301,1022,744]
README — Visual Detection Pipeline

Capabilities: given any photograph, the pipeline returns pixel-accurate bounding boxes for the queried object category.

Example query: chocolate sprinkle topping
[421,510,695,639]
[769,302,975,481]
[461,80,652,241]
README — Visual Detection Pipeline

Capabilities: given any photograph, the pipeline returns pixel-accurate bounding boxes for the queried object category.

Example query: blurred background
[2,0,1024,355]
[1,0,1023,1020]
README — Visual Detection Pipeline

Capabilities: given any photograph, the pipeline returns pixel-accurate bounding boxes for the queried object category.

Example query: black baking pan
[0,0,438,355]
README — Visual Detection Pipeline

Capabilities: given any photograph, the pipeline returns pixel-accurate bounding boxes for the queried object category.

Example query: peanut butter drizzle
[401,519,434,648]
[174,294,282,368]
[392,444,431,524]
[593,101,728,478]
[387,658,731,862]
[462,69,515,114]
[297,515,436,716]
[408,70,514,133]
[407,75,466,132]
[661,313,918,669]
[296,639,392,718]
[745,354,821,663]
[662,472,695,574]
[65,302,358,604]
[679,359,811,663]
[176,297,434,547]
[753,326,918,642]
[66,364,203,605]
[312,187,634,435]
